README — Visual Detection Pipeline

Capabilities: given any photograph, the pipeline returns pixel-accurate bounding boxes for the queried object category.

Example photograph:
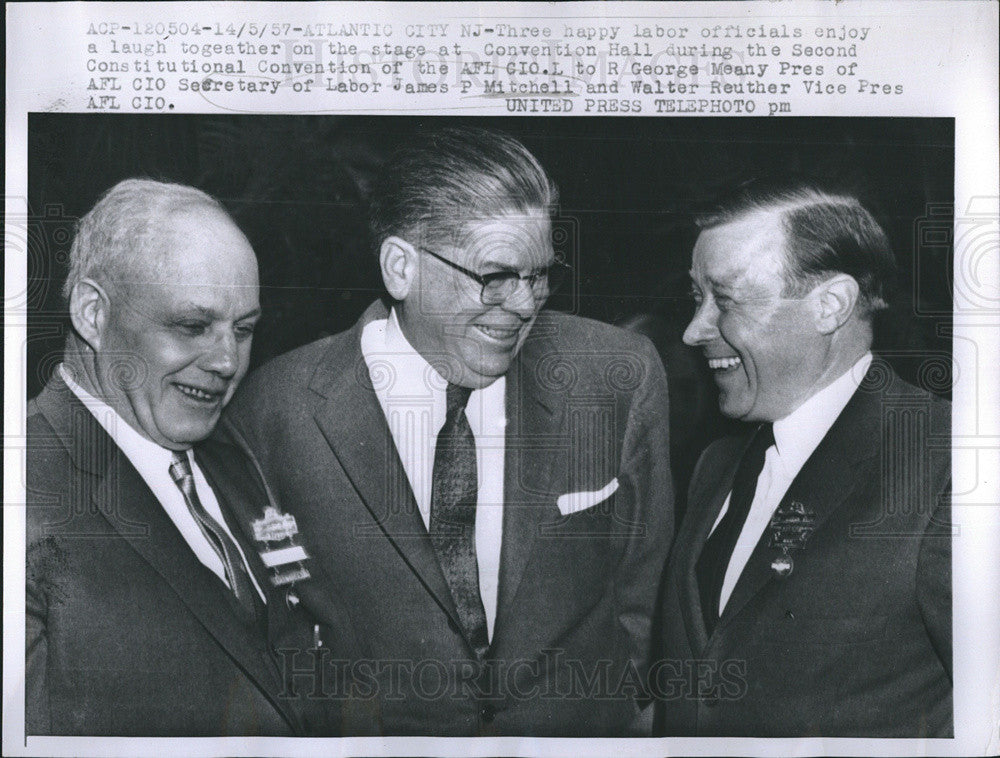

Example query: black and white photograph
[22,113,954,737]
[4,2,998,757]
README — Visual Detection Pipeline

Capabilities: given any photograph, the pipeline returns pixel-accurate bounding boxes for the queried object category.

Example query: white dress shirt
[361,310,506,639]
[59,365,265,601]
[711,352,873,613]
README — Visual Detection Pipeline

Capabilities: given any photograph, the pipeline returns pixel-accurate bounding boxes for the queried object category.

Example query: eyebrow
[479,257,555,275]
[173,304,261,321]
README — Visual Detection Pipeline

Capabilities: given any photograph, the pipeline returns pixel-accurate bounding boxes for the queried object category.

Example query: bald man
[25,179,319,735]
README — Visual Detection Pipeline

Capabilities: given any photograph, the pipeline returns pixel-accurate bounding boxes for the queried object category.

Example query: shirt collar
[383,307,449,394]
[362,309,506,431]
[771,352,872,476]
[58,363,187,471]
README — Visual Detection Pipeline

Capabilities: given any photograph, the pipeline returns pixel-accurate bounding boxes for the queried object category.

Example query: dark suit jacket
[657,366,952,737]
[25,374,319,736]
[221,300,674,736]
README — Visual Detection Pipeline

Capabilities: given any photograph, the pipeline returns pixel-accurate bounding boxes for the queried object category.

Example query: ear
[379,236,419,301]
[69,278,110,351]
[813,274,860,334]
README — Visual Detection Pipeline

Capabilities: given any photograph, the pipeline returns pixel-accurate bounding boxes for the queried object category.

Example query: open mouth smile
[474,324,521,342]
[707,356,742,371]
[174,382,225,402]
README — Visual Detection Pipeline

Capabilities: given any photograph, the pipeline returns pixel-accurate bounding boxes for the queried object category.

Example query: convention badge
[252,506,311,587]
[253,506,299,542]
[767,500,816,578]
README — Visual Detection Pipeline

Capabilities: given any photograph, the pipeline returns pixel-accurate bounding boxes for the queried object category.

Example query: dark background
[26,115,954,507]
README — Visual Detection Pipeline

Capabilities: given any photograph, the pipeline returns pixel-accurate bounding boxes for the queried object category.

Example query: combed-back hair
[63,178,225,301]
[368,126,558,252]
[696,178,897,316]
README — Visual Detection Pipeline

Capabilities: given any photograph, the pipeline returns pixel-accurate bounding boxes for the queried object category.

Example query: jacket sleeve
[25,540,51,734]
[614,337,674,689]
[917,491,952,681]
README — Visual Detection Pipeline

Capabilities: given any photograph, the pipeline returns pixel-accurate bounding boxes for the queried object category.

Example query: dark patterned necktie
[429,383,490,658]
[696,422,774,634]
[169,451,258,620]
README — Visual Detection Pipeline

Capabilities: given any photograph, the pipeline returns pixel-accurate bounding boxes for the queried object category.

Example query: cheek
[103,332,160,394]
[717,311,755,353]
[436,303,485,333]
[234,342,253,379]
[421,277,465,307]
[715,318,766,387]
[418,315,452,346]
[745,319,812,379]
[143,338,205,383]
[100,319,139,357]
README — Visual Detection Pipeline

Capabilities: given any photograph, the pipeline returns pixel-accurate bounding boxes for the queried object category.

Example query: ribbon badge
[767,500,816,578]
[252,506,311,587]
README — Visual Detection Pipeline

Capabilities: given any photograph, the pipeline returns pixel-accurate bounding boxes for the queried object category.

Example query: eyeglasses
[418,246,571,306]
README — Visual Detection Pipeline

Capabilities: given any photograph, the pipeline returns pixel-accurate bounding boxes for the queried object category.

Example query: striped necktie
[169,451,258,620]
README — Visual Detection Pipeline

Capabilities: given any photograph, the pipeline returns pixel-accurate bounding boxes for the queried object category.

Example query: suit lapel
[201,455,308,734]
[37,379,297,732]
[715,375,883,632]
[90,460,267,655]
[680,447,742,656]
[493,324,566,643]
[307,307,467,642]
[196,446,283,632]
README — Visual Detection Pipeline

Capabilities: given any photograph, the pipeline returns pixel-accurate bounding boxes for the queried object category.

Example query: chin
[475,358,516,380]
[164,421,215,447]
[458,349,512,378]
[461,372,502,390]
[718,397,751,421]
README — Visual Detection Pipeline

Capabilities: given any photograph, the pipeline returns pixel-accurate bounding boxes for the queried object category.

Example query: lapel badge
[252,506,311,587]
[767,500,816,578]
[770,554,794,577]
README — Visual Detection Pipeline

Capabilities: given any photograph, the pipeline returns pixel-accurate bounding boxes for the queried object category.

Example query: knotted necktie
[696,422,774,634]
[429,383,490,659]
[169,451,259,620]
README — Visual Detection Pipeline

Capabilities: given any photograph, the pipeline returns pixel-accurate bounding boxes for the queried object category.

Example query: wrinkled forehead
[690,210,788,287]
[440,208,554,267]
[114,268,260,321]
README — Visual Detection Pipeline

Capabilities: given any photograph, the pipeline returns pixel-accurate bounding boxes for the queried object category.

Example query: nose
[682,301,720,346]
[202,330,239,378]
[502,276,542,320]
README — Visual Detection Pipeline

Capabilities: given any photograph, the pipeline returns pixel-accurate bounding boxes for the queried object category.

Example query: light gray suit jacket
[221,300,675,736]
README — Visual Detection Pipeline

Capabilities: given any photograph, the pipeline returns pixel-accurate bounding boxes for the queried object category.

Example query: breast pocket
[555,478,619,517]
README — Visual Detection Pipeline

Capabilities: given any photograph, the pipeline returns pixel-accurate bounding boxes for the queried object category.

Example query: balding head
[64,179,260,449]
[63,178,228,302]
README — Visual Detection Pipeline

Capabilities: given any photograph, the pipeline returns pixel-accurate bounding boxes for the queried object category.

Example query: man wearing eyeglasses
[220,127,674,736]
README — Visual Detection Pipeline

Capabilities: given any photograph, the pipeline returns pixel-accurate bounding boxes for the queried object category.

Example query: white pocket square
[556,478,619,516]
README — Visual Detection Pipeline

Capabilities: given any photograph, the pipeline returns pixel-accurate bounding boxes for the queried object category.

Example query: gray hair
[63,178,225,300]
[368,126,558,252]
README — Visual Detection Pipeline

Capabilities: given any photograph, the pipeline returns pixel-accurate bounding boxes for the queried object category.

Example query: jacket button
[480,704,496,723]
